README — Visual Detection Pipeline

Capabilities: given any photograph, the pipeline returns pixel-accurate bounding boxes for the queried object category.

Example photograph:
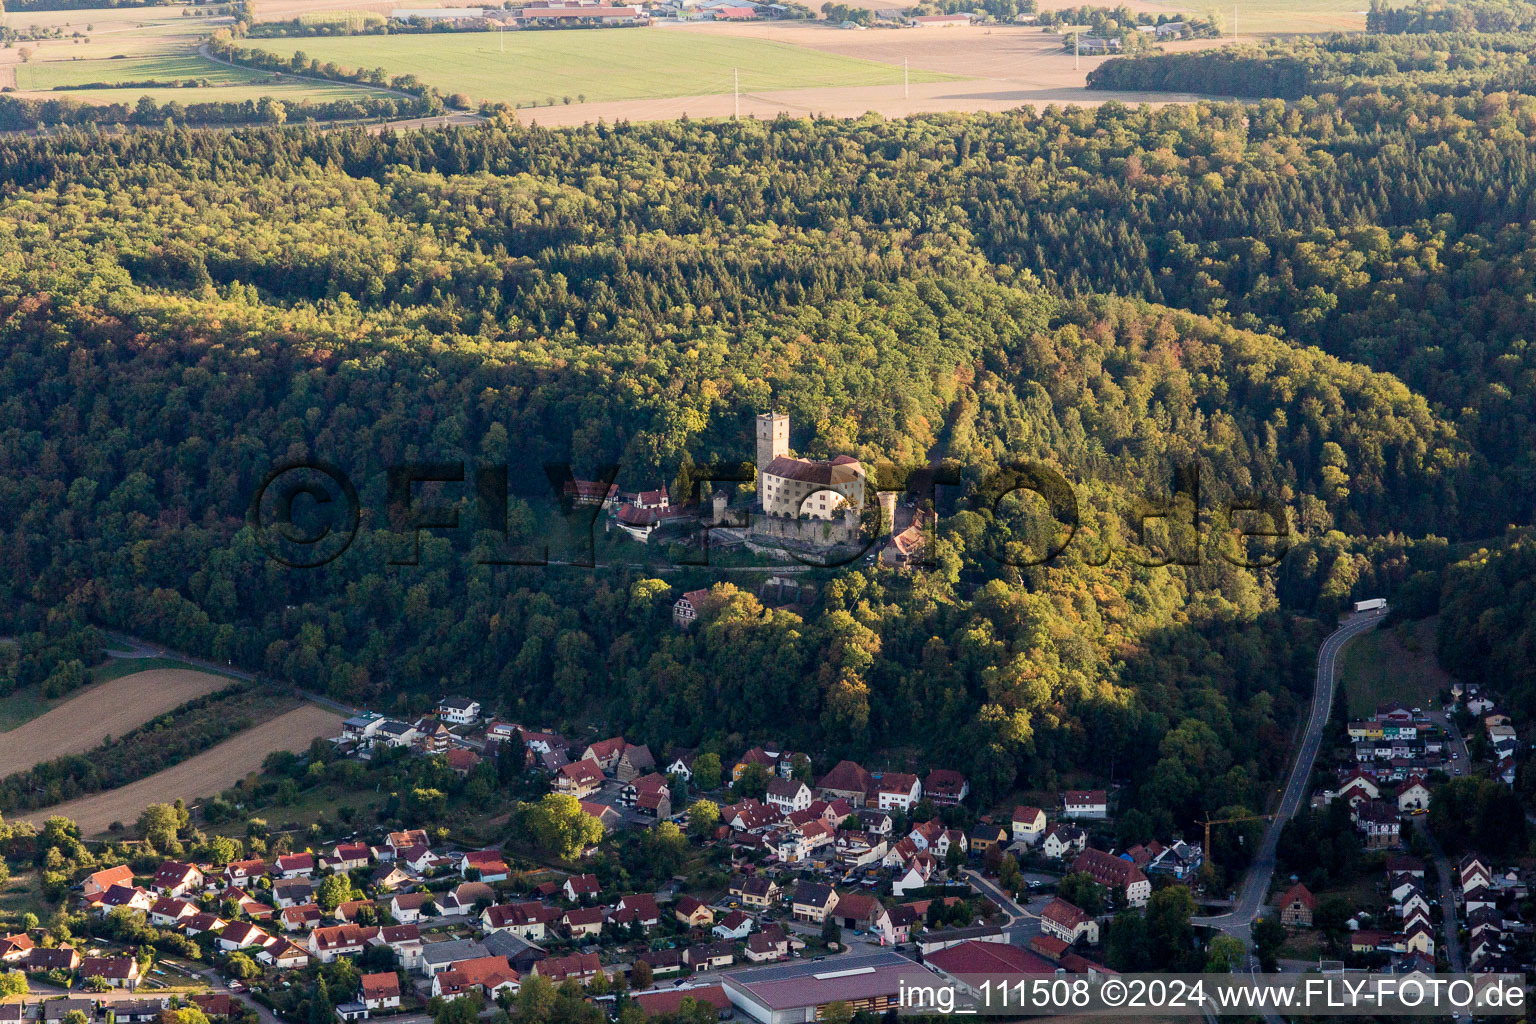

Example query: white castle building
[755,412,866,520]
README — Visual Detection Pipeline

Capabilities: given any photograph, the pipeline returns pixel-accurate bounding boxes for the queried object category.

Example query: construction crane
[1202,812,1272,868]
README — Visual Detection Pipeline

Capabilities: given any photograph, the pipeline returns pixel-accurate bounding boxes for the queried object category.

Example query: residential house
[871,772,922,812]
[360,972,400,1012]
[373,925,423,970]
[1041,824,1087,861]
[1396,777,1432,812]
[674,896,715,928]
[683,941,734,971]
[258,939,311,970]
[1011,806,1046,845]
[563,874,600,902]
[151,861,203,898]
[744,926,791,962]
[613,894,661,931]
[28,947,81,972]
[533,951,600,985]
[389,893,431,924]
[968,823,1008,855]
[729,875,780,909]
[421,939,491,978]
[438,696,481,725]
[562,907,604,940]
[583,737,628,773]
[220,922,273,952]
[82,865,135,900]
[280,905,323,932]
[765,778,813,816]
[1279,883,1315,927]
[1071,850,1150,907]
[674,589,710,628]
[1039,898,1098,945]
[790,882,838,923]
[1061,790,1108,819]
[923,770,969,806]
[272,853,316,880]
[554,759,605,798]
[78,956,140,990]
[459,849,510,883]
[308,925,377,963]
[149,897,197,929]
[712,910,754,941]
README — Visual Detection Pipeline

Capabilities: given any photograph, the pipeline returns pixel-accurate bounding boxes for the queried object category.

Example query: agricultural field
[29,703,346,836]
[1,2,383,103]
[248,27,961,106]
[0,668,228,778]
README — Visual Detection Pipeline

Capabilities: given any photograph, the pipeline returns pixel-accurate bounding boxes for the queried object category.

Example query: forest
[0,67,1532,830]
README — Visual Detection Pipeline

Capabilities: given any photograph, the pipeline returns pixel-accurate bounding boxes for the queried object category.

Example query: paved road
[961,868,1040,945]
[1194,609,1384,944]
[1413,816,1465,972]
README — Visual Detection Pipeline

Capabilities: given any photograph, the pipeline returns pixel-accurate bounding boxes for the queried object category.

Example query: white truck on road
[1354,597,1387,612]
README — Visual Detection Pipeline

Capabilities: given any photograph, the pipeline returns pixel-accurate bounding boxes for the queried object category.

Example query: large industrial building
[720,950,933,1023]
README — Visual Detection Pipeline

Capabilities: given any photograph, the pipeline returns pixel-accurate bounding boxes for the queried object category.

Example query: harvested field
[0,669,227,778]
[27,703,345,835]
[513,25,1209,126]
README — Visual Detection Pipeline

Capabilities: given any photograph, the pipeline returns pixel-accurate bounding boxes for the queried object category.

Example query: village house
[554,759,605,798]
[1071,849,1151,906]
[1061,790,1109,819]
[82,865,135,900]
[766,778,813,815]
[79,956,141,990]
[1039,898,1099,945]
[713,910,754,941]
[1041,823,1087,861]
[923,769,969,806]
[790,882,839,924]
[562,907,604,940]
[563,874,601,902]
[438,696,481,725]
[871,772,923,812]
[1011,806,1046,845]
[729,875,780,909]
[674,589,710,627]
[308,924,378,963]
[360,972,400,1012]
[674,896,715,928]
[151,861,203,898]
[1279,883,1315,927]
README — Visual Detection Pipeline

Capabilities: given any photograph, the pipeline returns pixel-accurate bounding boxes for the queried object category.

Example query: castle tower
[712,489,729,525]
[878,491,897,536]
[755,411,789,505]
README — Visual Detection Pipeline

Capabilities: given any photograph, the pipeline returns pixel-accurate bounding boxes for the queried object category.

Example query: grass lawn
[1340,617,1454,718]
[0,869,44,918]
[250,29,960,106]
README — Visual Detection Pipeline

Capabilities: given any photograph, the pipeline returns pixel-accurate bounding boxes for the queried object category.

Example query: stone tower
[755,411,789,504]
[712,489,730,525]
[878,491,897,536]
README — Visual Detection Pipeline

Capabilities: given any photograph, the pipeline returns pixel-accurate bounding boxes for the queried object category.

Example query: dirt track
[0,669,229,778]
[26,703,345,835]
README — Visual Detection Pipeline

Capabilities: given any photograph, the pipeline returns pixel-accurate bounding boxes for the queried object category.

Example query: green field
[17,53,271,88]
[1340,617,1453,718]
[251,29,961,106]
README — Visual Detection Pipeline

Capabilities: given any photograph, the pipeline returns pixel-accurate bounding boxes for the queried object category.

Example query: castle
[754,412,866,520]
